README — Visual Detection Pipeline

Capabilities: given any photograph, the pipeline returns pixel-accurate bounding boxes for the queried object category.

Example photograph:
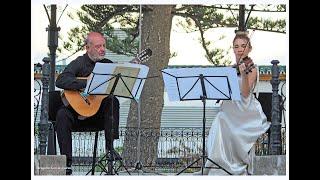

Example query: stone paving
[35,155,286,176]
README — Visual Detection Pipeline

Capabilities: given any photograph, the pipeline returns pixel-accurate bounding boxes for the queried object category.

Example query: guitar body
[63,90,107,117]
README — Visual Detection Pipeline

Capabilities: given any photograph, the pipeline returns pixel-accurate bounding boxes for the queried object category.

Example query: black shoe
[66,168,72,175]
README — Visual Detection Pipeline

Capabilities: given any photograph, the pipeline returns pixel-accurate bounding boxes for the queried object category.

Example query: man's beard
[90,54,105,62]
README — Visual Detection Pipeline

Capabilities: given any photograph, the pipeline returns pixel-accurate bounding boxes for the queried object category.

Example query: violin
[233,56,256,75]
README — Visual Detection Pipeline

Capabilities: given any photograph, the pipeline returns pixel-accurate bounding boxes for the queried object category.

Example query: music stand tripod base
[86,147,130,175]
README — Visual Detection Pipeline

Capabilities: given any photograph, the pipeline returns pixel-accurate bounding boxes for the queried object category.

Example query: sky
[31,2,288,67]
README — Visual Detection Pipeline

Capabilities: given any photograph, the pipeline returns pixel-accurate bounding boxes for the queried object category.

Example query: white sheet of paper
[84,63,149,100]
[162,67,241,101]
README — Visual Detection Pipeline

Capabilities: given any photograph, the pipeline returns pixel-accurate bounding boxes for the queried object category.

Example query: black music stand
[84,63,149,175]
[162,67,241,175]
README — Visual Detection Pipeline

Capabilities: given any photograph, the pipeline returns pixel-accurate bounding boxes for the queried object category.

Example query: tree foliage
[60,4,285,65]
[171,4,285,65]
[62,5,141,56]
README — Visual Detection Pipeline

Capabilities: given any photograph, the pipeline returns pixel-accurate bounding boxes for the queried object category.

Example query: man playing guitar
[55,32,149,175]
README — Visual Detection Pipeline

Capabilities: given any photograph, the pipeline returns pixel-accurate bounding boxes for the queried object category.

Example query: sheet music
[84,63,149,100]
[162,67,241,101]
[105,66,140,97]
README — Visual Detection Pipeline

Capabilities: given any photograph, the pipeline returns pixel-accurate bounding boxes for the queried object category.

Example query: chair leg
[91,131,99,175]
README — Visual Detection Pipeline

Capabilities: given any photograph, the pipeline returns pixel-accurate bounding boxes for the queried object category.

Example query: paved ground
[71,168,190,176]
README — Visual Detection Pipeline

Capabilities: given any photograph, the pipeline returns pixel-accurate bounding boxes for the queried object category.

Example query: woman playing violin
[199,31,270,175]
[233,33,256,98]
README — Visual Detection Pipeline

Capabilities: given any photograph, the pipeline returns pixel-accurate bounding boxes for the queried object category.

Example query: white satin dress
[203,72,270,175]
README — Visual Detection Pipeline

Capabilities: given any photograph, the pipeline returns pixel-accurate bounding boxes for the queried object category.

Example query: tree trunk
[123,5,173,168]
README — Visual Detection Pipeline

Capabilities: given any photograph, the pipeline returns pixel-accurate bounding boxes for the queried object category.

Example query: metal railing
[34,126,286,173]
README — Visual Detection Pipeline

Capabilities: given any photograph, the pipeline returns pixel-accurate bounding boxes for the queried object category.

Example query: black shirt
[56,53,113,90]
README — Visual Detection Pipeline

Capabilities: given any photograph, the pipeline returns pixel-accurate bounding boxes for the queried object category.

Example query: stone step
[34,155,66,175]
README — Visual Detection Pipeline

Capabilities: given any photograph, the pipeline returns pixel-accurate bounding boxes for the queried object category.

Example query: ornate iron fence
[34,126,286,173]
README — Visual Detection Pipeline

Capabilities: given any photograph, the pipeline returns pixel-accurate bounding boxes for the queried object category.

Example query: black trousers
[55,96,120,162]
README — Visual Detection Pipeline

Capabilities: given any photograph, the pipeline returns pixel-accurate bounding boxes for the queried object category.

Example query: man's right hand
[80,92,89,97]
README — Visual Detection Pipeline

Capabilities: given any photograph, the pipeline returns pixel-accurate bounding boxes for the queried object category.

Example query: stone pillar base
[34,155,66,175]
[253,155,286,175]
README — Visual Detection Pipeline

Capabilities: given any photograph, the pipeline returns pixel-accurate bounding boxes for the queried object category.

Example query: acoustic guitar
[62,48,152,117]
